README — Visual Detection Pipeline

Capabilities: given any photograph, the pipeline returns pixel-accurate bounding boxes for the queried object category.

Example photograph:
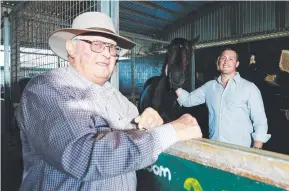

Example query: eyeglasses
[77,39,120,57]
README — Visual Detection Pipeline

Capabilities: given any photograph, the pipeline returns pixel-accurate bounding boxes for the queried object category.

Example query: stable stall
[1,1,289,190]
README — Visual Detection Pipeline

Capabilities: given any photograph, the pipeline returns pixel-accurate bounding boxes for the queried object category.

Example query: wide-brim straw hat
[48,12,135,60]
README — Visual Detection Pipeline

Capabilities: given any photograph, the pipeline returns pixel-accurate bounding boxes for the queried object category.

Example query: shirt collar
[216,72,241,84]
[232,72,241,83]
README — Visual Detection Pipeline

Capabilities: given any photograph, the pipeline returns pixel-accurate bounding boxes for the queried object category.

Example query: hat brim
[48,28,136,61]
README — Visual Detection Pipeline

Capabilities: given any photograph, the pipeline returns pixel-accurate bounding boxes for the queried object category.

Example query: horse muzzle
[169,72,186,89]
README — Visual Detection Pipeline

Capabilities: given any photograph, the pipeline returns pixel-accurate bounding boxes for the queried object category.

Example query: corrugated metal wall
[286,1,289,27]
[165,1,288,42]
[120,1,289,99]
[119,54,164,96]
[118,37,167,98]
[234,1,276,34]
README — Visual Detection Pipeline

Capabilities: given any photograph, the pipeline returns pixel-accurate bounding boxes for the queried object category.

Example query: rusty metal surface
[166,139,289,190]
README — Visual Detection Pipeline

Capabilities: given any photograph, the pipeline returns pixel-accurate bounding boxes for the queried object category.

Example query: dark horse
[138,37,199,123]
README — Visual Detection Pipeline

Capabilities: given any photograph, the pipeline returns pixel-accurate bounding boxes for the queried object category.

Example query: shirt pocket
[225,98,244,110]
[225,98,249,121]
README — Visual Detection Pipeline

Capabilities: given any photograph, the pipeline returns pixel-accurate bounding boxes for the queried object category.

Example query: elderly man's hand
[134,107,164,130]
[170,114,202,141]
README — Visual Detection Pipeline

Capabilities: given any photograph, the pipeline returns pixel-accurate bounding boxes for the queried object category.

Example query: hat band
[87,27,115,34]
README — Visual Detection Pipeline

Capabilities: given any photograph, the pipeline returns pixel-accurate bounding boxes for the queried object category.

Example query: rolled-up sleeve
[177,86,206,107]
[17,80,178,182]
[248,84,271,143]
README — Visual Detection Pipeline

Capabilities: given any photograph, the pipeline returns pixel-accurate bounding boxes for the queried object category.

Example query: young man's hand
[170,114,202,141]
[175,88,183,97]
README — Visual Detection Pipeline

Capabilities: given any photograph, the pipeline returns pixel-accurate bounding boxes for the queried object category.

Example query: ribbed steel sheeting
[165,1,287,43]
[286,1,289,28]
[120,1,177,21]
[118,37,168,99]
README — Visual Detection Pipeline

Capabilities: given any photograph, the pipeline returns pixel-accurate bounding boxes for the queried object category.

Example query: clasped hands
[134,107,202,141]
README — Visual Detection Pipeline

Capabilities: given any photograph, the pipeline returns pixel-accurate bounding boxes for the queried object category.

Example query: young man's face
[218,50,239,75]
[67,35,118,85]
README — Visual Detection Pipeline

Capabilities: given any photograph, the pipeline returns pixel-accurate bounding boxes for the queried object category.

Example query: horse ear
[190,36,200,46]
[165,64,168,76]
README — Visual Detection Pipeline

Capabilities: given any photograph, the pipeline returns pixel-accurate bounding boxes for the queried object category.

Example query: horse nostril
[169,72,185,85]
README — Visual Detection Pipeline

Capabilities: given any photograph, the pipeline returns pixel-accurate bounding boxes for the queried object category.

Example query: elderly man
[16,12,202,191]
[176,48,271,149]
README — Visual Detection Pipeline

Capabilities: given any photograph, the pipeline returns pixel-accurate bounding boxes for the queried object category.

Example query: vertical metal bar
[265,2,268,31]
[15,16,19,84]
[285,1,289,27]
[217,8,220,39]
[242,2,245,34]
[4,11,11,118]
[3,12,12,175]
[58,57,61,68]
[212,11,216,39]
[96,0,101,12]
[275,1,286,29]
[131,38,136,104]
[101,0,120,90]
[191,49,196,91]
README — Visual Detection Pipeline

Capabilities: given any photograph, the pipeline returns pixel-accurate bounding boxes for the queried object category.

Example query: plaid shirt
[16,65,178,191]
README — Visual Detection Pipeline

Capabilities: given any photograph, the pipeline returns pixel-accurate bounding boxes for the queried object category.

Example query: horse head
[139,36,199,122]
[162,36,199,91]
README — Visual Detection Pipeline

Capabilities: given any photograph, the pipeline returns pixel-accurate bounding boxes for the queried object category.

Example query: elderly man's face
[67,35,118,85]
[218,50,239,75]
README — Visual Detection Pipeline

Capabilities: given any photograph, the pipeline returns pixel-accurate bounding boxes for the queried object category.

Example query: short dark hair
[220,48,239,61]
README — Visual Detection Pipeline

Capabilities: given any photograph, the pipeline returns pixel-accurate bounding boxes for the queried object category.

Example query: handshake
[134,107,202,141]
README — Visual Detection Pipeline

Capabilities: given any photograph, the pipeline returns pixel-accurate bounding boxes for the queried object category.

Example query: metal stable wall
[9,1,100,100]
[286,2,289,27]
[165,1,289,42]
[6,1,165,103]
[119,54,164,96]
[118,37,168,103]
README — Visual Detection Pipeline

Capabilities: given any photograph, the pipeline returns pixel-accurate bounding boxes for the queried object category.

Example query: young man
[176,48,271,148]
[16,12,202,191]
